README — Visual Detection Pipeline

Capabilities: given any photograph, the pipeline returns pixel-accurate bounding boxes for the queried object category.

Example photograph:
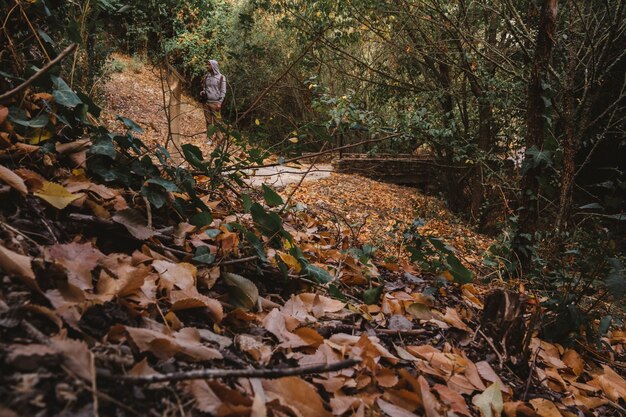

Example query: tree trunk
[166,66,183,164]
[513,0,559,271]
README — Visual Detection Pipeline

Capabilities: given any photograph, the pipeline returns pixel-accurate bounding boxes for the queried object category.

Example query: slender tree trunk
[556,39,577,231]
[513,0,559,271]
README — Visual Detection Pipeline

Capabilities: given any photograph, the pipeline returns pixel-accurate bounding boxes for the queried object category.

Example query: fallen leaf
[443,307,471,332]
[34,181,82,209]
[434,383,472,416]
[112,208,155,240]
[277,251,302,273]
[187,380,252,416]
[561,349,584,376]
[0,106,8,124]
[0,244,37,288]
[418,375,443,417]
[407,302,434,320]
[123,326,222,361]
[0,164,27,195]
[263,377,331,417]
[48,242,104,291]
[376,398,419,417]
[153,260,196,292]
[528,399,562,417]
[170,287,223,323]
[588,364,626,402]
[49,336,93,381]
[472,381,503,417]
[223,272,259,310]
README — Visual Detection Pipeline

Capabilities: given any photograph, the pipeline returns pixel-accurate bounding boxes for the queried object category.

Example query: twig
[0,43,77,102]
[103,359,360,384]
[90,350,100,417]
[522,347,540,401]
[221,255,259,266]
[478,329,504,368]
[280,143,327,213]
[375,329,427,336]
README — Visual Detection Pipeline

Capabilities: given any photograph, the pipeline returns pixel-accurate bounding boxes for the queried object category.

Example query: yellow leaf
[34,181,82,209]
[288,137,299,143]
[28,128,54,145]
[277,251,302,273]
[255,119,260,126]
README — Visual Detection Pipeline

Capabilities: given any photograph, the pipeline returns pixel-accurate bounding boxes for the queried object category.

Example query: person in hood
[200,60,227,144]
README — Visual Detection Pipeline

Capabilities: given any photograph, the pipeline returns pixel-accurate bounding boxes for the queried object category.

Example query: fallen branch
[104,358,360,384]
[0,43,77,102]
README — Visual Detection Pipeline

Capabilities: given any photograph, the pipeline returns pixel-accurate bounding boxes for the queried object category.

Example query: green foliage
[404,219,473,284]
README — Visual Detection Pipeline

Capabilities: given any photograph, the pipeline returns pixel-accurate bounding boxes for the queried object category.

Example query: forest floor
[1,55,625,417]
[100,54,491,266]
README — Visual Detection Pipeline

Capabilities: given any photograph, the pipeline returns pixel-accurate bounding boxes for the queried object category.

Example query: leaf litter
[1,58,625,417]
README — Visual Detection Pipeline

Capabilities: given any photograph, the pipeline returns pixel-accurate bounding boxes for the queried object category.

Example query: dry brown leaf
[476,361,510,394]
[235,334,272,364]
[376,368,400,388]
[0,244,36,287]
[330,396,361,416]
[112,208,155,240]
[263,377,331,417]
[434,383,471,416]
[588,364,626,402]
[0,106,8,124]
[124,326,222,361]
[152,260,196,292]
[187,380,251,416]
[561,349,584,376]
[443,307,471,332]
[170,287,223,323]
[48,242,104,291]
[503,401,538,417]
[472,381,503,417]
[376,398,419,417]
[528,399,562,417]
[418,376,443,417]
[262,308,308,348]
[128,358,160,377]
[0,164,27,195]
[14,168,45,192]
[49,336,93,381]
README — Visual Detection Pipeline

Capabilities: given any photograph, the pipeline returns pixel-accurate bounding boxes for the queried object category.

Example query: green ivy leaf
[146,177,179,192]
[189,212,213,227]
[141,184,166,209]
[304,264,333,284]
[193,246,216,265]
[262,184,284,207]
[116,115,144,133]
[363,286,383,305]
[250,203,283,241]
[51,75,82,108]
[89,137,117,158]
[446,254,473,284]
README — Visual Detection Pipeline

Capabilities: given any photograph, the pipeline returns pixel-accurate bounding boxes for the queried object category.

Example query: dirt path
[100,55,491,265]
[243,164,332,187]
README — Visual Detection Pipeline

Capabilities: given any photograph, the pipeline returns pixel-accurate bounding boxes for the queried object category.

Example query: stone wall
[332,155,438,190]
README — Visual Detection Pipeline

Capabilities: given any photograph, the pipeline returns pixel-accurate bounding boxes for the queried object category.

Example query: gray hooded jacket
[203,60,226,104]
